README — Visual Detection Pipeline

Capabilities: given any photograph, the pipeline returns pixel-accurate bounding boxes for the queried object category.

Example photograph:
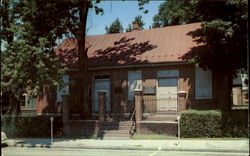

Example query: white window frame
[128,70,142,101]
[195,67,212,99]
[56,75,69,102]
[20,93,28,107]
[20,93,36,109]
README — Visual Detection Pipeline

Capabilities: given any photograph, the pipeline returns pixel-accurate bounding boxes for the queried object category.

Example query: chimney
[132,22,140,31]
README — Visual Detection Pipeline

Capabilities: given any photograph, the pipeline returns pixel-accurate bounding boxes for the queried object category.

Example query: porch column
[134,90,142,121]
[62,95,69,136]
[177,91,187,112]
[98,90,106,121]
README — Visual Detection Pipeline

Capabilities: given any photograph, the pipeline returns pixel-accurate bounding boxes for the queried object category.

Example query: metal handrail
[129,108,136,135]
[130,108,136,121]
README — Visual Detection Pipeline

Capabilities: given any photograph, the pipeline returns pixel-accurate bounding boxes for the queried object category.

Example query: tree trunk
[225,74,233,110]
[78,2,90,119]
[6,92,20,115]
[213,72,232,111]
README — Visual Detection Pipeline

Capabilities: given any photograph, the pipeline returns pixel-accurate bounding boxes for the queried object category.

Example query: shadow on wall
[37,85,60,114]
[180,28,232,110]
[179,28,215,110]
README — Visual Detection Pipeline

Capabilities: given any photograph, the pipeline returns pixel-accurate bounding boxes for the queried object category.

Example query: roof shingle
[55,22,202,68]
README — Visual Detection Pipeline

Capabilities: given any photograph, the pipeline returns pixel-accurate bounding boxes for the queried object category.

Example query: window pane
[195,67,212,99]
[57,75,69,102]
[128,71,142,100]
[20,95,26,106]
[27,96,36,109]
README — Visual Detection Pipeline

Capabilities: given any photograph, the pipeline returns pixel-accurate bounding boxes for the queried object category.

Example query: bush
[180,110,248,138]
[180,110,222,138]
[221,110,248,137]
[1,114,63,138]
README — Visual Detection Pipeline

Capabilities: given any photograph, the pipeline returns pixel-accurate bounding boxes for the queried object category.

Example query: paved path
[2,147,249,156]
[3,138,249,153]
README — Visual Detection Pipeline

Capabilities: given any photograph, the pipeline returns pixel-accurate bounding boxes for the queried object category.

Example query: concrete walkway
[4,138,249,153]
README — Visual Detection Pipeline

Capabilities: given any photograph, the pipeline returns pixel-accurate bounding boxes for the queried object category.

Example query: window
[195,67,212,99]
[56,75,69,102]
[20,94,27,106]
[128,71,142,100]
[20,93,36,109]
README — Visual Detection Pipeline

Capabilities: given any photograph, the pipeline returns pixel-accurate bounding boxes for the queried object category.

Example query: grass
[181,137,248,140]
[131,134,248,140]
[231,105,248,110]
[131,134,177,140]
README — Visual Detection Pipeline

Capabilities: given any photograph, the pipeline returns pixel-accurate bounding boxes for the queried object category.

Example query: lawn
[231,105,248,110]
[131,134,177,140]
[131,134,248,140]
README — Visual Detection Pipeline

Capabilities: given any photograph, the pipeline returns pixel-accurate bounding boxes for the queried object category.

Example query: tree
[1,0,68,114]
[126,24,132,32]
[105,18,124,34]
[1,0,150,116]
[152,0,247,109]
[126,15,145,32]
[152,0,201,28]
[184,0,247,109]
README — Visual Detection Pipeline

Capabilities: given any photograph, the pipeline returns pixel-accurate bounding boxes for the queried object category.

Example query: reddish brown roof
[55,22,202,68]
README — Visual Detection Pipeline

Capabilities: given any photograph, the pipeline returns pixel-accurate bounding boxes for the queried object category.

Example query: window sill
[21,107,36,110]
[195,97,212,100]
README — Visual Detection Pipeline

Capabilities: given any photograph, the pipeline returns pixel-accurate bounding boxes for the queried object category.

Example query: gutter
[66,62,189,72]
[87,62,189,71]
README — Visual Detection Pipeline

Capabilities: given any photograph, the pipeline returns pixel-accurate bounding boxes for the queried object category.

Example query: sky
[86,1,163,36]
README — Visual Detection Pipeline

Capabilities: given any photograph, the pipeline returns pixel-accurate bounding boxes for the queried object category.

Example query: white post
[50,116,54,143]
[177,115,180,144]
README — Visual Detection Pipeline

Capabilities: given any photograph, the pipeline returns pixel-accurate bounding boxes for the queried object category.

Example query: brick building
[21,22,232,119]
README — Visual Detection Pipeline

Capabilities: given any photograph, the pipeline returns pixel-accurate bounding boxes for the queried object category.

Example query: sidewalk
[4,138,249,153]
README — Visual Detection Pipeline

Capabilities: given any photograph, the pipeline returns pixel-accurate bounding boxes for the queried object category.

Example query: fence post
[177,91,187,143]
[177,91,187,113]
[98,90,106,121]
[50,116,54,143]
[134,90,142,121]
[62,95,69,136]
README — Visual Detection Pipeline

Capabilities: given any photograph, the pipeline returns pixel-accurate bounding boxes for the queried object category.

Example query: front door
[93,80,111,113]
[157,70,178,112]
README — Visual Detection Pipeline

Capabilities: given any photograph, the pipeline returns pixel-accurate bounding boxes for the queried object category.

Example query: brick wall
[35,64,229,115]
[136,121,177,136]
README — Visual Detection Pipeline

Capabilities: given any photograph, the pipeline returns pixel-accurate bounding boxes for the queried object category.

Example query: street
[2,147,248,156]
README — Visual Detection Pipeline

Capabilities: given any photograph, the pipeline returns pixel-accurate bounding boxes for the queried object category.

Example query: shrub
[180,110,222,138]
[180,110,248,138]
[1,114,63,138]
[221,110,248,137]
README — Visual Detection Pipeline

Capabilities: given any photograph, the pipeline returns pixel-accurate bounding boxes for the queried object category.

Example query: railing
[130,108,136,121]
[142,97,179,121]
[129,108,136,135]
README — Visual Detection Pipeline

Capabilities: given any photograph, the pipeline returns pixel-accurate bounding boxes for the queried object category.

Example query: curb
[6,142,249,153]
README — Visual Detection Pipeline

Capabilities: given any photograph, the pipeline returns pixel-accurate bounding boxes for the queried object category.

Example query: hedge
[1,114,63,138]
[180,110,248,138]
